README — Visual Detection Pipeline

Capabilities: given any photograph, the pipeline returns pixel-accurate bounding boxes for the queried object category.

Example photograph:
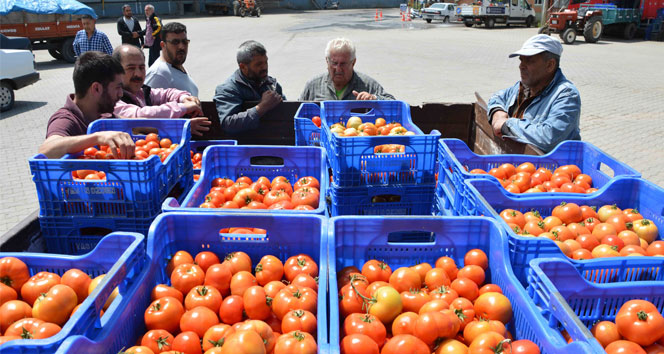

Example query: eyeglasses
[164,39,190,46]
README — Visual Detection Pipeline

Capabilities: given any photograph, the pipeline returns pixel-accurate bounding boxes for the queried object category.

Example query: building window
[534,0,542,5]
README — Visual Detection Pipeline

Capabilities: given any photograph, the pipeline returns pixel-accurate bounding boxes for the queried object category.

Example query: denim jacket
[487,69,581,152]
[213,69,284,134]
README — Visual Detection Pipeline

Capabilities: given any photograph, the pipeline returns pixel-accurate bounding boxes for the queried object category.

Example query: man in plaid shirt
[73,15,113,57]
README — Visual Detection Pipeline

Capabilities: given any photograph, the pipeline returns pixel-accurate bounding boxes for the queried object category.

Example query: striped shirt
[72,29,113,57]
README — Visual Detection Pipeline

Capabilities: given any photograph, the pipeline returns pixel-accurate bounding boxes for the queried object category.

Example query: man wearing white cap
[488,35,581,152]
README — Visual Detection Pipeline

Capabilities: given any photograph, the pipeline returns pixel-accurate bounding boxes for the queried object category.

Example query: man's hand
[182,95,201,107]
[182,99,204,117]
[352,90,377,100]
[255,91,283,116]
[491,111,509,137]
[190,117,212,136]
[132,31,139,38]
[94,131,135,159]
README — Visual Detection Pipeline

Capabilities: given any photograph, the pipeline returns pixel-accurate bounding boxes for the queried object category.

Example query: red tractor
[541,5,604,43]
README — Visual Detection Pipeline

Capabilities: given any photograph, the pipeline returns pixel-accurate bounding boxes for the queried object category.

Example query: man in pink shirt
[112,44,211,135]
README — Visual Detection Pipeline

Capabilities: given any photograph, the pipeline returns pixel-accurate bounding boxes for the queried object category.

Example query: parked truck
[458,0,537,28]
[0,0,97,63]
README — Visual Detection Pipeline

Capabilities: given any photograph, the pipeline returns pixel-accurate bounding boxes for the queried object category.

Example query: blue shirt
[488,69,581,152]
[72,29,113,56]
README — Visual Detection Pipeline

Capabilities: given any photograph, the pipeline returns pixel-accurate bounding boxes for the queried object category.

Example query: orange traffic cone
[379,10,383,20]
[401,12,405,21]
[375,9,379,21]
[406,9,412,21]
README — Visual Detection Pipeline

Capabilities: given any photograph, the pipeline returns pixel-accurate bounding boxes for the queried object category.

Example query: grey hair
[145,4,155,11]
[112,44,145,62]
[541,51,560,70]
[122,4,131,11]
[325,38,356,61]
[236,40,267,64]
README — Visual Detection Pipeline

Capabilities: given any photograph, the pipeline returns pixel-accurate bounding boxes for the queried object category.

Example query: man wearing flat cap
[488,35,581,152]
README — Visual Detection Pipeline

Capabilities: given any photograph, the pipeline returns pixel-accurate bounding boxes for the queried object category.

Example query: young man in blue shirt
[73,15,113,56]
[488,35,581,152]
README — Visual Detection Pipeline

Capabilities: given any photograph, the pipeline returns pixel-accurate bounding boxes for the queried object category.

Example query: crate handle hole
[387,231,435,243]
[350,108,373,114]
[598,162,615,178]
[132,127,159,136]
[79,227,112,236]
[371,194,401,203]
[219,228,269,242]
[249,156,285,166]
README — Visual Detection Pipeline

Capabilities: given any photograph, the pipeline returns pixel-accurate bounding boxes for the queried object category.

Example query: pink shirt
[113,87,191,118]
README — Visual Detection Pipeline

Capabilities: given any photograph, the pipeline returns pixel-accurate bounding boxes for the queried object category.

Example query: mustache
[130,76,143,82]
[177,50,186,55]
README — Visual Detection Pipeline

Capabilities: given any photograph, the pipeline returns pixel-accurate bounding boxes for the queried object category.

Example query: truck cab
[459,0,537,28]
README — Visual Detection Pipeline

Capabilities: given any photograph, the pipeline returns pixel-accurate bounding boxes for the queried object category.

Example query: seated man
[112,44,211,136]
[299,38,395,101]
[39,51,135,159]
[213,40,285,134]
[488,34,581,152]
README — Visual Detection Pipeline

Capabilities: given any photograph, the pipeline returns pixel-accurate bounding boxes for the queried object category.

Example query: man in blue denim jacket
[213,41,285,134]
[488,35,581,152]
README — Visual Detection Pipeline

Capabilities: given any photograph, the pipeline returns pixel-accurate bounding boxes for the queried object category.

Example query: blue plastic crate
[56,212,329,354]
[39,214,155,255]
[295,102,322,147]
[328,182,435,216]
[29,119,193,219]
[191,139,237,175]
[528,258,664,353]
[328,216,594,354]
[463,177,664,286]
[164,145,328,215]
[0,233,145,354]
[436,139,641,216]
[320,100,441,187]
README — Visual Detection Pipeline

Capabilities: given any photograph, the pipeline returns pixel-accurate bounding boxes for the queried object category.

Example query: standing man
[39,51,134,159]
[213,40,285,134]
[73,14,113,57]
[144,4,162,66]
[117,4,144,48]
[145,22,198,96]
[112,45,211,136]
[299,38,395,101]
[487,35,581,152]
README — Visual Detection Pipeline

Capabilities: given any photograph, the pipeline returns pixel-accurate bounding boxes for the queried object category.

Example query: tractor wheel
[256,7,261,16]
[240,7,246,17]
[526,16,534,27]
[623,22,637,39]
[583,16,603,43]
[560,27,577,44]
[48,48,64,60]
[485,17,495,28]
[464,20,473,27]
[538,26,551,35]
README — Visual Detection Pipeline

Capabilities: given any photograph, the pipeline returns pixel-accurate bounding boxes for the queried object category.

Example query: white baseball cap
[509,34,563,58]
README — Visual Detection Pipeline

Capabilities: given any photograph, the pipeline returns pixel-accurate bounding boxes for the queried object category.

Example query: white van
[0,48,39,112]
[422,3,456,23]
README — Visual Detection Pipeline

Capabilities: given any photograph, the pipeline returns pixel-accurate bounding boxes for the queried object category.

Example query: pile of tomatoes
[373,144,406,154]
[0,257,117,346]
[500,203,661,259]
[336,250,540,354]
[126,248,320,354]
[198,176,320,210]
[583,299,664,353]
[469,162,596,194]
[329,117,416,137]
[72,133,177,181]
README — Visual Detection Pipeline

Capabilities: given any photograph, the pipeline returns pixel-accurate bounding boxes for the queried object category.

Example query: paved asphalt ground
[1,8,662,236]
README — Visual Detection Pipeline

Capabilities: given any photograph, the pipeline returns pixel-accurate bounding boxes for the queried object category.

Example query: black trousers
[148,42,161,67]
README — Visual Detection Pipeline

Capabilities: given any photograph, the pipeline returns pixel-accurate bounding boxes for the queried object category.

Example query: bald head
[112,45,146,94]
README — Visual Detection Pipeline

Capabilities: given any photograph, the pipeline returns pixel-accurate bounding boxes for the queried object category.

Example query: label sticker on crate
[61,181,124,201]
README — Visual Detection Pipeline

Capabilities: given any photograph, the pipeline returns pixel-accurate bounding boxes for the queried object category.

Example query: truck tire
[443,16,449,23]
[61,38,76,63]
[0,81,15,112]
[485,18,495,28]
[623,22,637,40]
[583,16,603,43]
[256,7,261,16]
[464,20,473,27]
[426,18,432,23]
[526,16,534,27]
[240,7,246,17]
[48,48,64,60]
[560,27,577,44]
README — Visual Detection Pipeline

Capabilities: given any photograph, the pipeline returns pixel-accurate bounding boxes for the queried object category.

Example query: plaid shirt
[73,29,113,57]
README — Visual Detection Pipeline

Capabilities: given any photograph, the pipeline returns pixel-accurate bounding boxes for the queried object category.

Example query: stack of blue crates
[28,119,193,254]
[319,100,441,216]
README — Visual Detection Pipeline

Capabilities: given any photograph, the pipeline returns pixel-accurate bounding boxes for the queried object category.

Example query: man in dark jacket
[117,4,144,47]
[144,4,162,66]
[213,41,285,134]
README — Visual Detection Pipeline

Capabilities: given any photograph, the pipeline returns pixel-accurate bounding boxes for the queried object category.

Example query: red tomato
[413,311,458,346]
[264,190,291,207]
[361,260,393,283]
[381,334,430,354]
[243,285,272,320]
[434,257,458,280]
[344,313,388,347]
[615,300,664,346]
[21,271,61,306]
[464,249,489,270]
[166,251,194,275]
[291,187,320,208]
[202,324,236,351]
[400,289,431,314]
[389,267,421,293]
[392,312,419,336]
[272,285,318,320]
[185,285,223,312]
[145,296,185,334]
[180,306,220,337]
[283,254,318,282]
[219,295,244,325]
[605,340,647,354]
[273,330,316,354]
[591,320,622,348]
[171,263,205,295]
[504,339,541,354]
[172,331,202,354]
[457,265,485,286]
[294,176,320,191]
[60,268,92,304]
[281,309,317,335]
[141,329,174,354]
[341,333,380,354]
[474,292,513,324]
[450,277,479,302]
[0,300,32,333]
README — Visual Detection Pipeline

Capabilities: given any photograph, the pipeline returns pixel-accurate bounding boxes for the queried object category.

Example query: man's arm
[73,35,81,57]
[117,19,131,37]
[136,19,146,36]
[152,16,162,37]
[39,131,135,159]
[213,85,261,134]
[102,34,113,55]
[502,90,581,152]
[113,99,187,118]
[298,80,315,101]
